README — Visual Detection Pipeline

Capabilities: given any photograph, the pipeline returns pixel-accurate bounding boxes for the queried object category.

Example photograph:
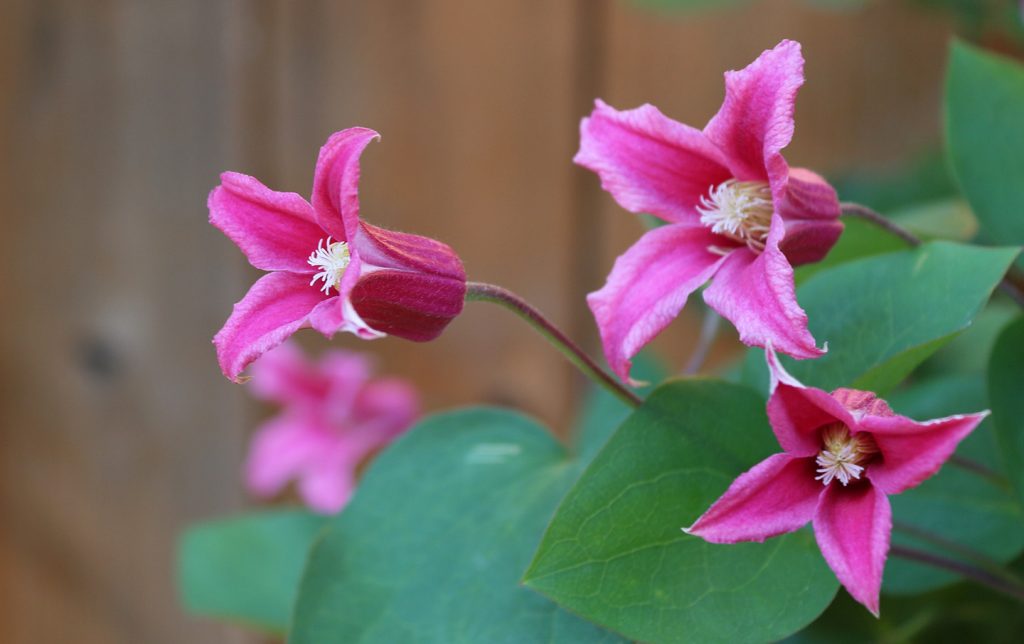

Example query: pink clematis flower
[577,40,843,382]
[685,348,988,615]
[244,342,419,514]
[210,127,467,382]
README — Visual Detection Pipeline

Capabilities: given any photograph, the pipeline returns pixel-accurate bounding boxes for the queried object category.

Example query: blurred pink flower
[577,40,843,383]
[244,342,419,514]
[685,347,987,615]
[210,128,466,382]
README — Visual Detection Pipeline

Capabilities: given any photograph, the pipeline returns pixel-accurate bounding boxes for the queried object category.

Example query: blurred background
[1,0,1022,642]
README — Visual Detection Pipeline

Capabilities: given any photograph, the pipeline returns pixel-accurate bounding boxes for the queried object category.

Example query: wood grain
[0,1,961,641]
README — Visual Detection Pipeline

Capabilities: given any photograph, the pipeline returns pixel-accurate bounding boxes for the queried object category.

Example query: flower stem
[890,545,1024,603]
[683,309,721,376]
[948,455,1011,490]
[840,201,1024,309]
[893,520,1023,584]
[840,202,922,246]
[465,282,642,408]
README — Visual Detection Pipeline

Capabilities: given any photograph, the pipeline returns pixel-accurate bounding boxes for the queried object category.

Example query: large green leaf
[524,380,838,644]
[742,242,1018,395]
[290,408,624,643]
[794,217,909,285]
[178,511,328,634]
[884,375,1024,593]
[989,315,1024,504]
[947,41,1024,251]
[575,352,666,461]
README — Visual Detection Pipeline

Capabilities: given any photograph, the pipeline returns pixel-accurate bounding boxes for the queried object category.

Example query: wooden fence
[0,1,956,641]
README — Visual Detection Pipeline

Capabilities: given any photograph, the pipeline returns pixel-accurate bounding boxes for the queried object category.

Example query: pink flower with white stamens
[209,128,467,382]
[245,342,419,514]
[684,347,988,616]
[577,40,843,383]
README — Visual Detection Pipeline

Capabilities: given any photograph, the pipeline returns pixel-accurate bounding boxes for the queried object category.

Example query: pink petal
[249,342,327,406]
[209,172,323,273]
[863,411,988,495]
[832,389,895,419]
[354,378,420,441]
[308,295,348,336]
[311,128,380,243]
[703,218,823,360]
[213,272,326,381]
[298,462,357,515]
[813,483,891,616]
[765,346,859,456]
[685,453,823,543]
[775,168,844,267]
[318,351,375,422]
[244,414,325,498]
[575,99,732,224]
[348,269,467,342]
[703,40,804,192]
[346,222,467,342]
[587,224,728,382]
[356,221,467,280]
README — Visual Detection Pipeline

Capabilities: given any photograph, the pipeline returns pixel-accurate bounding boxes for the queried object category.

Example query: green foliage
[289,408,626,643]
[524,380,838,644]
[947,41,1024,255]
[742,242,1018,395]
[178,511,329,634]
[989,316,1024,506]
[788,567,1024,644]
[885,375,1024,593]
[794,217,909,285]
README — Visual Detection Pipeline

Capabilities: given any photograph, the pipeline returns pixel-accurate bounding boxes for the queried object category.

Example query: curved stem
[893,520,1022,584]
[465,282,642,408]
[683,309,720,376]
[840,202,922,246]
[840,201,1024,309]
[948,454,1010,490]
[891,545,1024,602]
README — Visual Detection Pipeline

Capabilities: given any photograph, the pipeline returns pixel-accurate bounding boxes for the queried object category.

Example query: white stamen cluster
[815,424,879,487]
[308,237,351,294]
[697,179,774,254]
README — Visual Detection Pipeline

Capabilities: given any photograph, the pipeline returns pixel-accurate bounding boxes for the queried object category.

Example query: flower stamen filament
[308,237,351,294]
[698,179,774,253]
[814,423,879,487]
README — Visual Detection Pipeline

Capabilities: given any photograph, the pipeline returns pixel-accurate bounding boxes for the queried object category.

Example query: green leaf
[742,242,1018,395]
[524,380,838,644]
[178,511,329,634]
[290,408,624,643]
[884,375,1024,593]
[794,216,909,285]
[575,352,667,461]
[947,41,1024,254]
[916,299,1018,378]
[832,148,955,214]
[889,198,977,242]
[989,316,1024,505]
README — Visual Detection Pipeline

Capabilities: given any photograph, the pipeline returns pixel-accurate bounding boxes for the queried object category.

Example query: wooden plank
[269,0,588,431]
[0,1,257,641]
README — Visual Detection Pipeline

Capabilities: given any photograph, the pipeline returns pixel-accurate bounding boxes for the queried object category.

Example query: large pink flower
[244,342,419,514]
[210,128,467,382]
[685,348,987,615]
[577,40,843,382]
